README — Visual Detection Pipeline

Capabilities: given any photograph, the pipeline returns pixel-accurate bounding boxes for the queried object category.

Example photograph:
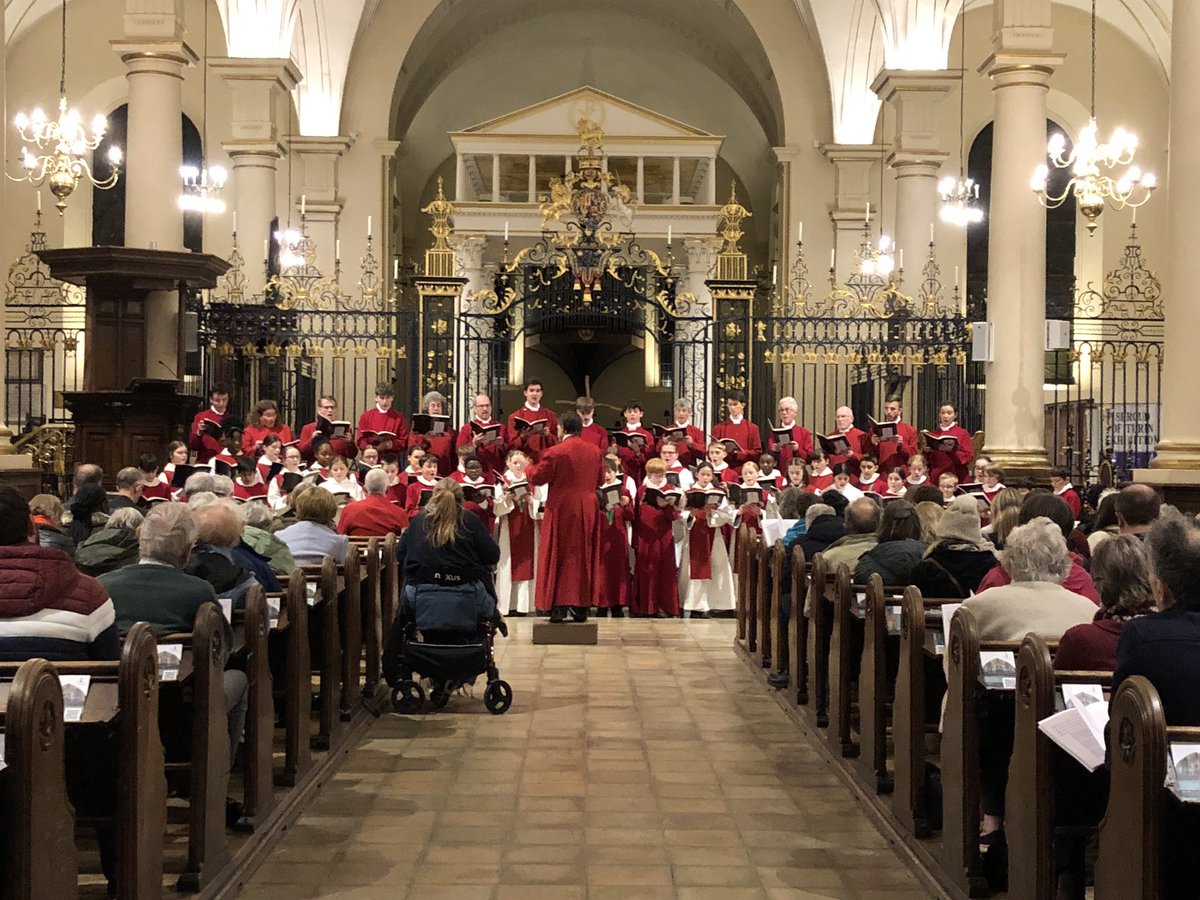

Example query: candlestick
[772,264,778,286]
[37,190,41,214]
[830,249,836,270]
[336,239,341,260]
[367,215,372,238]
[300,194,306,217]
[798,221,803,244]
[930,222,935,243]
[667,225,672,245]
[232,212,237,234]
[504,221,509,242]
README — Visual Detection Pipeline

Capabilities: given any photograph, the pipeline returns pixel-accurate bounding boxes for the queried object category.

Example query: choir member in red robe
[528,412,605,621]
[299,395,356,463]
[1051,469,1083,520]
[506,380,558,463]
[495,450,541,615]
[242,399,294,457]
[923,402,974,482]
[660,442,694,489]
[707,442,736,484]
[784,458,808,491]
[357,382,409,453]
[711,391,762,467]
[807,451,834,493]
[233,458,269,500]
[148,442,189,500]
[189,384,230,464]
[663,398,707,468]
[267,445,308,510]
[593,456,632,616]
[632,458,681,617]
[882,469,907,498]
[407,390,456,477]
[905,454,930,489]
[855,456,881,493]
[456,393,507,475]
[403,456,442,519]
[450,456,496,535]
[576,397,612,452]
[680,463,737,617]
[821,406,866,469]
[868,395,919,475]
[337,469,409,536]
[614,400,655,483]
[981,466,1006,504]
[766,396,814,469]
[255,435,284,482]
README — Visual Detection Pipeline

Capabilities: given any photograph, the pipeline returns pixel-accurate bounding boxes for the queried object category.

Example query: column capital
[772,145,806,166]
[819,143,885,165]
[290,136,354,209]
[979,51,1064,86]
[873,69,957,162]
[373,138,402,159]
[223,143,286,163]
[870,69,960,102]
[111,38,196,73]
[209,56,301,91]
[448,233,488,272]
[289,135,354,157]
[820,144,883,217]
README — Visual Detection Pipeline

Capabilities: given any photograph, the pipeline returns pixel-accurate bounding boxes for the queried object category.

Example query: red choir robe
[298,421,355,464]
[719,466,740,485]
[188,407,226,464]
[856,473,882,493]
[982,483,1006,504]
[580,419,610,452]
[142,475,174,502]
[233,476,268,501]
[825,427,866,469]
[255,454,283,483]
[870,419,919,474]
[660,423,707,468]
[450,471,496,535]
[767,424,814,470]
[242,423,295,458]
[497,472,538,593]
[730,486,763,575]
[336,494,409,537]
[528,436,605,610]
[455,418,508,475]
[385,476,406,504]
[924,423,973,482]
[593,482,632,610]
[210,449,240,479]
[403,476,440,519]
[808,468,834,493]
[882,486,907,499]
[614,425,655,483]
[905,474,929,489]
[711,417,762,467]
[632,481,681,616]
[407,422,456,477]
[1056,485,1083,520]
[506,405,558,463]
[356,405,409,452]
[686,489,720,580]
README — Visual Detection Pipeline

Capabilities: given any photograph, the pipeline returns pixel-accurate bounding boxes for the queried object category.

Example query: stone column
[290,137,353,276]
[979,2,1062,480]
[820,144,883,284]
[448,233,489,421]
[373,139,402,283]
[682,236,722,428]
[211,58,300,264]
[113,6,196,381]
[0,0,19,460]
[871,70,955,279]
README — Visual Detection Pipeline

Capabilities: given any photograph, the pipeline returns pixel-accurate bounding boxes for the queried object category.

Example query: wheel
[483,680,513,715]
[429,681,451,710]
[390,680,425,714]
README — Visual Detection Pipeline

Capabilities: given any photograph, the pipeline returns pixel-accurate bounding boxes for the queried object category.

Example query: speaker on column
[971,322,993,362]
[183,311,201,376]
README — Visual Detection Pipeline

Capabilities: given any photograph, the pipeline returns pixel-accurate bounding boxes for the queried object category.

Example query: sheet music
[1038,702,1110,773]
[60,674,91,722]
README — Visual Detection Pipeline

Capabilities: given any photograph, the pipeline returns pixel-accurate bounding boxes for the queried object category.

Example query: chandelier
[9,0,121,213]
[940,0,983,227]
[178,0,226,214]
[1032,0,1155,235]
[856,212,896,278]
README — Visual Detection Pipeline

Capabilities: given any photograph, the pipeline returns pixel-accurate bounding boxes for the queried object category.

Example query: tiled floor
[240,619,933,899]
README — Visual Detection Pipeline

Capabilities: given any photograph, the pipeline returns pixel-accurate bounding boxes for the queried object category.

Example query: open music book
[922,430,959,453]
[1038,700,1110,773]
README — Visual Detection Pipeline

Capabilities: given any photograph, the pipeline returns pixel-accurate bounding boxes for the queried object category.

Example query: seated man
[98,503,249,806]
[106,466,145,513]
[75,507,143,577]
[0,486,119,661]
[184,500,259,607]
[338,468,409,537]
[240,502,296,576]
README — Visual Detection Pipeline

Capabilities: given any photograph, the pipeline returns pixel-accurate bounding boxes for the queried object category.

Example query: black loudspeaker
[184,311,199,353]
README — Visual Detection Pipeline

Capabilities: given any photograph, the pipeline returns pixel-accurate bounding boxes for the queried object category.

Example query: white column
[291,136,353,276]
[820,144,883,284]
[491,156,500,202]
[705,157,717,205]
[872,70,955,281]
[448,233,489,422]
[636,157,645,204]
[671,158,681,204]
[211,58,300,260]
[455,154,466,201]
[1144,0,1200,476]
[682,236,723,428]
[527,155,536,202]
[980,31,1062,477]
[373,139,402,280]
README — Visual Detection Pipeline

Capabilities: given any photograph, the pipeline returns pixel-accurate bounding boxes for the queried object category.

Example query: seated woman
[910,495,996,599]
[276,486,350,566]
[29,493,75,558]
[75,507,143,577]
[184,500,259,606]
[854,500,926,586]
[389,479,500,662]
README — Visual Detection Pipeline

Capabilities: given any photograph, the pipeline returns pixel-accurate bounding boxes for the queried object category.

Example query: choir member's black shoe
[508,611,526,617]
[595,608,609,618]
[571,607,588,623]
[611,608,626,619]
[549,607,567,623]
[653,611,669,618]
[690,610,710,619]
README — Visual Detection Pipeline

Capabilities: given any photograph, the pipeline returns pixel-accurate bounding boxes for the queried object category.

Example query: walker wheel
[483,680,513,715]
[391,680,425,715]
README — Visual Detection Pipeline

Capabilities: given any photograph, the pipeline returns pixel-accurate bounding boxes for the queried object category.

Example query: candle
[955,266,960,288]
[667,225,672,245]
[898,249,904,270]
[830,249,836,270]
[798,221,803,244]
[504,221,509,242]
[336,239,341,260]
[232,211,237,234]
[930,223,935,243]
[865,202,870,225]
[1132,206,1137,226]
[36,190,41,214]
[772,264,778,285]
[393,259,399,280]
[367,215,372,238]
[300,194,306,216]
[264,239,269,260]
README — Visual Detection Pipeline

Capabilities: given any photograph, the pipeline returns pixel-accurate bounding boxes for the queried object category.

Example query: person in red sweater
[664,399,707,468]
[1050,468,1083,520]
[613,400,655,483]
[357,383,408,454]
[576,397,611,452]
[242,399,294,457]
[407,390,456,477]
[767,396,813,469]
[189,384,231,464]
[711,391,761,467]
[924,402,974,482]
[456,393,507,476]
[506,380,558,463]
[449,454,496,534]
[869,395,919,474]
[299,395,356,463]
[822,406,866,469]
[403,455,442,519]
[337,469,409,537]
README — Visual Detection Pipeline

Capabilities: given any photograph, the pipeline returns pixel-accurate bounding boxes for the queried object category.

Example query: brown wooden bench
[852,577,913,794]
[271,573,312,787]
[826,563,858,757]
[804,553,837,728]
[787,550,811,707]
[241,584,277,829]
[768,539,788,680]
[735,524,750,646]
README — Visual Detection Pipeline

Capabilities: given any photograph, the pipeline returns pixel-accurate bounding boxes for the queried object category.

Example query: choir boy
[766,396,814,469]
[923,402,974,482]
[577,397,611,452]
[973,455,994,484]
[707,441,736,484]
[633,458,681,617]
[267,445,308,511]
[982,466,1006,503]
[400,446,425,486]
[731,460,764,572]
[506,380,558,463]
[883,469,907,498]
[905,453,930,487]
[856,456,880,492]
[660,441,694,490]
[757,452,785,490]
[869,395,918,473]
[666,398,707,468]
[189,384,231,464]
[357,382,409,453]
[593,456,633,617]
[456,393,508,475]
[938,472,960,503]
[614,400,655,482]
[233,458,269,501]
[403,454,441,518]
[300,395,356,463]
[382,453,406,504]
[807,450,834,493]
[679,462,737,618]
[494,449,542,615]
[451,454,496,533]
[711,391,762,467]
[1050,467,1083,520]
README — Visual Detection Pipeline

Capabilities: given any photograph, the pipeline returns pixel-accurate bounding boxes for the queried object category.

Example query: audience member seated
[66,482,109,546]
[183,471,217,499]
[185,501,258,606]
[276,487,350,565]
[782,493,821,549]
[1114,482,1161,540]
[107,466,144,513]
[910,495,996,599]
[914,500,943,543]
[210,474,236,498]
[906,483,944,507]
[820,498,880,572]
[975,492,1099,603]
[0,486,119,661]
[1086,490,1120,553]
[338,468,410,537]
[75,507,143,577]
[98,503,249,796]
[795,501,844,560]
[71,462,104,495]
[1055,534,1155,671]
[240,503,297,576]
[854,500,926,585]
[981,486,1022,549]
[29,493,75,558]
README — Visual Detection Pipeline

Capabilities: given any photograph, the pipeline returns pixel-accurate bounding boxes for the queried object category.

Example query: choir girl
[632,458,681,617]
[679,462,736,618]
[593,456,633,617]
[494,449,542,616]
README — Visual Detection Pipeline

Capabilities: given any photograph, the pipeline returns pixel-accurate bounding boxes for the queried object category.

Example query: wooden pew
[242,584,277,828]
[359,537,384,696]
[745,530,760,656]
[735,524,749,645]
[804,553,835,728]
[307,557,343,750]
[1095,676,1200,900]
[1007,633,1111,900]
[380,532,399,639]
[339,549,363,720]
[853,578,912,794]
[769,539,788,680]
[0,658,78,900]
[276,574,312,787]
[787,549,810,707]
[826,563,859,757]
[755,530,771,668]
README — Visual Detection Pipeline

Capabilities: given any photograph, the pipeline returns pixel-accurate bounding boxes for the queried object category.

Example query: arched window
[93,106,204,252]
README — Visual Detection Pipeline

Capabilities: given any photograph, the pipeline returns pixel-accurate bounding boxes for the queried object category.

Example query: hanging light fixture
[1031,0,1155,235]
[859,107,896,278]
[178,0,226,213]
[940,0,983,226]
[9,0,121,213]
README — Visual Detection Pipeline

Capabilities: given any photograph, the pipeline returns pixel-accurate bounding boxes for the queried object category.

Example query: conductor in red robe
[507,380,558,463]
[710,391,762,467]
[869,395,919,474]
[527,411,605,622]
[924,402,974,482]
